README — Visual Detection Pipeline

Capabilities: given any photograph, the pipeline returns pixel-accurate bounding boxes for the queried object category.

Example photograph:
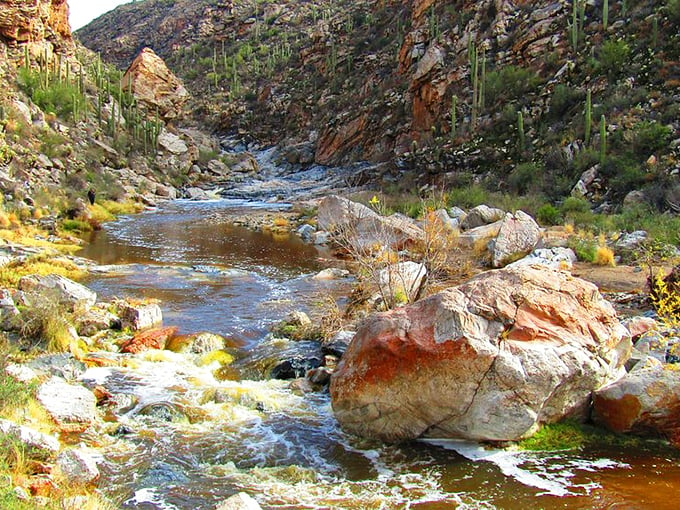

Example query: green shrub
[16,67,86,121]
[447,184,490,209]
[484,65,541,105]
[508,162,542,194]
[549,84,583,119]
[667,0,680,24]
[536,204,562,225]
[598,39,631,79]
[561,196,591,215]
[569,238,598,262]
[632,121,672,156]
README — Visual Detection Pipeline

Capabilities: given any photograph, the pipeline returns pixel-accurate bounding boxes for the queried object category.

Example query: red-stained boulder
[120,326,178,354]
[593,359,680,446]
[330,265,631,442]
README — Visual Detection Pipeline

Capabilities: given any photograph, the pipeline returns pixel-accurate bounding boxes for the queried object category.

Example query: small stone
[56,449,100,485]
[312,268,350,280]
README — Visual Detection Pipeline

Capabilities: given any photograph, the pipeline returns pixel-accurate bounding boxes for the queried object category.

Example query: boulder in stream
[593,358,680,445]
[215,492,262,510]
[18,274,96,312]
[120,326,178,354]
[55,448,100,485]
[330,265,631,442]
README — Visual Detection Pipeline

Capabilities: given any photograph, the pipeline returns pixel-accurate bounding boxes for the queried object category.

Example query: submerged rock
[330,265,631,442]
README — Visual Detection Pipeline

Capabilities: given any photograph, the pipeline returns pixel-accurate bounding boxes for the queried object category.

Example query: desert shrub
[17,67,86,121]
[569,238,597,262]
[667,0,680,24]
[508,162,542,194]
[631,121,672,156]
[536,204,562,225]
[447,184,490,209]
[549,84,583,119]
[485,65,541,105]
[598,39,631,79]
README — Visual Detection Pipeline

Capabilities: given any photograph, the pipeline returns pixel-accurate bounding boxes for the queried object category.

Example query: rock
[623,316,658,341]
[491,211,542,268]
[308,366,333,386]
[593,363,680,445]
[37,377,97,433]
[26,353,86,381]
[460,205,506,230]
[56,449,100,485]
[118,301,163,331]
[317,195,424,251]
[312,231,330,245]
[120,326,178,354]
[75,307,121,336]
[190,333,226,354]
[432,209,459,231]
[633,331,667,363]
[18,274,96,312]
[457,220,503,248]
[185,187,213,200]
[0,288,21,330]
[285,311,311,328]
[207,158,230,176]
[0,0,72,44]
[378,261,427,305]
[297,223,316,242]
[331,265,631,442]
[508,247,577,271]
[155,183,177,199]
[215,492,262,510]
[0,419,59,459]
[312,268,350,280]
[121,47,189,120]
[322,330,355,358]
[615,230,648,250]
[623,190,647,208]
[157,130,189,154]
[271,356,322,380]
[5,363,39,382]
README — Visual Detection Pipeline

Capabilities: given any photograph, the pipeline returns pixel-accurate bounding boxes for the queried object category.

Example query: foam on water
[425,439,628,497]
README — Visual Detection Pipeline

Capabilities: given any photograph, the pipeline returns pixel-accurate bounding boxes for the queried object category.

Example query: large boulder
[0,419,59,459]
[491,211,542,268]
[593,359,680,445]
[330,265,631,442]
[121,47,189,120]
[317,195,424,251]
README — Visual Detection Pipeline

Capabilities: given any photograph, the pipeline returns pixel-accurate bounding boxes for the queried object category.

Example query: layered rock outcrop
[0,0,71,45]
[330,265,631,442]
[121,47,189,121]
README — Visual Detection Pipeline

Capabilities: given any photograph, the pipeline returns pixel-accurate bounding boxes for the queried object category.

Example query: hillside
[76,0,680,218]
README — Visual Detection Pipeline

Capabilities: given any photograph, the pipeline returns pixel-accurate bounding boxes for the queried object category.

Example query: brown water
[77,200,680,510]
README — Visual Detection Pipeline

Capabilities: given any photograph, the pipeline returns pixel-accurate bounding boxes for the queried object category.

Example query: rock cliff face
[0,0,72,46]
[76,0,679,209]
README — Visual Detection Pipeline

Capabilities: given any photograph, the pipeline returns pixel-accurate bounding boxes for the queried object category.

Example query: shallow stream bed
[77,200,680,510]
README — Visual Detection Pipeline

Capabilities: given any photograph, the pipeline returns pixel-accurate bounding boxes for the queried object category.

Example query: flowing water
[77,199,680,510]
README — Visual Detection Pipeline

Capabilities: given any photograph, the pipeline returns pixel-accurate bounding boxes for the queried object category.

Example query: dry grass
[594,245,616,266]
[0,256,86,288]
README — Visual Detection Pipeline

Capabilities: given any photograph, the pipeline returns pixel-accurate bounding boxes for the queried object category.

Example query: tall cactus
[450,95,457,139]
[585,89,592,145]
[517,110,525,150]
[599,115,607,164]
[603,0,609,30]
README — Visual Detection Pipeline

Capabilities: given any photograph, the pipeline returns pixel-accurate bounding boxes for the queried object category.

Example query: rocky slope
[76,0,680,211]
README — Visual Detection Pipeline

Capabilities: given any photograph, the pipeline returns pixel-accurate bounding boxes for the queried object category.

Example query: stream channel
[75,199,680,509]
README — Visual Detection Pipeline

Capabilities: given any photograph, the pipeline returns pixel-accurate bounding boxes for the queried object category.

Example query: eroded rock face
[330,265,631,442]
[121,47,189,120]
[0,0,71,45]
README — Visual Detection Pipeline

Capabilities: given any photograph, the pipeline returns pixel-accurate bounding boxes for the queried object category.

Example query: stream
[76,199,680,510]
